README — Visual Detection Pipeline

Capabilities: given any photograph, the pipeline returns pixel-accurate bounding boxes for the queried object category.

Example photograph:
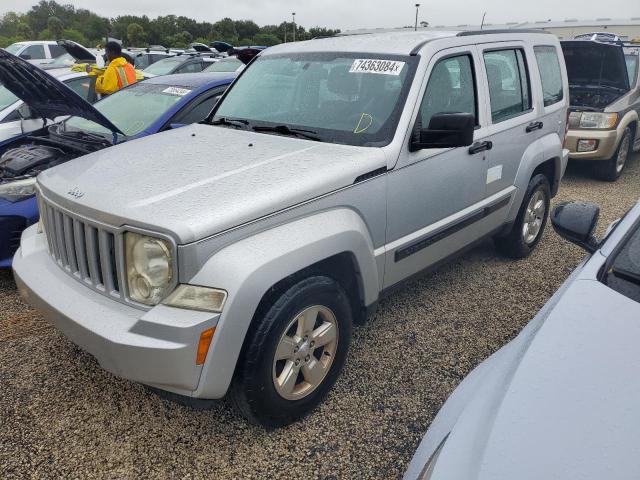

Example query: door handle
[468,141,493,155]
[526,121,544,133]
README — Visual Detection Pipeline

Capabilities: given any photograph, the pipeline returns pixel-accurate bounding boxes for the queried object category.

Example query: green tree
[127,22,146,46]
[253,33,281,46]
[235,20,259,40]
[47,16,63,39]
[210,17,237,44]
[62,28,87,45]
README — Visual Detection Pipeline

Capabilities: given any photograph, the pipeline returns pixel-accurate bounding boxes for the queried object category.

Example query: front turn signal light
[196,327,216,365]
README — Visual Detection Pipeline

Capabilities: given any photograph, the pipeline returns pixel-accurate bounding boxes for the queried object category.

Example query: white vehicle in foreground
[405,200,640,479]
[3,41,64,65]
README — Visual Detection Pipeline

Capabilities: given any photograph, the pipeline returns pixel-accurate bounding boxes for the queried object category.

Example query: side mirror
[410,113,475,151]
[551,201,600,253]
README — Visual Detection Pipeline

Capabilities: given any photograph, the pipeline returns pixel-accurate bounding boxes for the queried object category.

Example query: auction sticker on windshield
[162,87,191,96]
[350,59,405,75]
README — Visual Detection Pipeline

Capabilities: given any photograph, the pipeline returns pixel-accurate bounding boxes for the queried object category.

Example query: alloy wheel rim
[616,135,630,174]
[272,305,339,401]
[522,190,546,245]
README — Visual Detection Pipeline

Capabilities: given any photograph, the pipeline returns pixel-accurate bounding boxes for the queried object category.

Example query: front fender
[618,110,639,140]
[188,208,379,398]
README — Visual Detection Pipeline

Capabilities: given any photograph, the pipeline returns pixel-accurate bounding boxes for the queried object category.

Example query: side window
[172,89,227,125]
[534,46,564,107]
[419,54,477,128]
[20,44,46,60]
[134,54,151,70]
[483,49,531,122]
[178,62,204,74]
[49,44,66,58]
[64,77,92,101]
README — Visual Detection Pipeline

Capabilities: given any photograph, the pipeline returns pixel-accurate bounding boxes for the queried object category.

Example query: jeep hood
[37,125,387,243]
[422,278,640,480]
[0,49,122,134]
[562,40,630,108]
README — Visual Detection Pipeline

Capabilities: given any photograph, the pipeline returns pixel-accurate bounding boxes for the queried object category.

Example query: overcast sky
[2,0,639,30]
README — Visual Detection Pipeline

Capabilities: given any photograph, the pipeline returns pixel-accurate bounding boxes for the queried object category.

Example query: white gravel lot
[1,153,639,479]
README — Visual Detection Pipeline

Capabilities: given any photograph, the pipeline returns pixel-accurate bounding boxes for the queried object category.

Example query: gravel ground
[1,154,639,479]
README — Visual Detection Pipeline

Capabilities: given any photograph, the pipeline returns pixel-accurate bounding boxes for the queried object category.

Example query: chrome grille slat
[98,230,116,293]
[85,225,102,288]
[54,210,68,266]
[63,215,78,273]
[73,219,90,280]
[38,193,124,301]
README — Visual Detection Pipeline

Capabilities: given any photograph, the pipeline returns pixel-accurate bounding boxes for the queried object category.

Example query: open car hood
[562,40,630,94]
[57,39,96,62]
[0,49,123,135]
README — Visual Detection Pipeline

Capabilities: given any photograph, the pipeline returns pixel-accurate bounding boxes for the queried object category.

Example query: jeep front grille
[38,195,123,299]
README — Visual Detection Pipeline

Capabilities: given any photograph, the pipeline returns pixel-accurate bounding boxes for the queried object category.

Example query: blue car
[0,49,236,267]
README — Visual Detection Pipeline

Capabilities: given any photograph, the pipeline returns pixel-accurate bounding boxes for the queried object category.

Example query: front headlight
[125,232,174,305]
[579,112,618,129]
[0,177,37,202]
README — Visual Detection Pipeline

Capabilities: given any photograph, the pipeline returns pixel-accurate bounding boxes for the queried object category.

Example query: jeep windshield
[212,52,418,147]
[63,82,188,138]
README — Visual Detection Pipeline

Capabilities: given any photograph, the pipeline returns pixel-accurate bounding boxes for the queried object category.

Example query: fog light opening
[196,327,216,365]
[577,139,598,152]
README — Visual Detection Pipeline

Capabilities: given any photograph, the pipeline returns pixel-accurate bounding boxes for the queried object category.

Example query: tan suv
[562,40,640,181]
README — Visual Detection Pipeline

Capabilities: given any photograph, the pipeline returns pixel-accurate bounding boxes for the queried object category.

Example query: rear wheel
[230,276,352,427]
[594,127,632,182]
[494,174,550,259]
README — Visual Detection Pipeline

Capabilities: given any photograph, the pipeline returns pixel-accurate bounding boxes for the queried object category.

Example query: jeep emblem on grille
[67,187,85,199]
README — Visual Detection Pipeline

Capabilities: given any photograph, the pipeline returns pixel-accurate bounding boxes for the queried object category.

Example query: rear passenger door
[478,43,540,206]
[532,44,569,159]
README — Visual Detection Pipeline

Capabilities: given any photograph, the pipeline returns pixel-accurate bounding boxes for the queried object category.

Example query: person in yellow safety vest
[91,41,137,95]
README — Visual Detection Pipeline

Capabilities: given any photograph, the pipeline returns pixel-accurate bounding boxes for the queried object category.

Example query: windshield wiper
[60,129,112,145]
[252,124,321,142]
[210,117,250,129]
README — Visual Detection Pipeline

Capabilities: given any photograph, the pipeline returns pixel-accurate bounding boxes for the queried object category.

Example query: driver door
[384,46,493,288]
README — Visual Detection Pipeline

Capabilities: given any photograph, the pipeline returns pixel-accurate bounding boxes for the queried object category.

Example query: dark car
[125,47,175,70]
[142,52,220,77]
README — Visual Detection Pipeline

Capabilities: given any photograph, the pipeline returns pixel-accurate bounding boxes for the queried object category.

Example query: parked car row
[1,28,640,479]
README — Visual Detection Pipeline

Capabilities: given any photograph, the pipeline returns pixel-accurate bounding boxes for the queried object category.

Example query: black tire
[594,127,632,182]
[230,276,352,427]
[494,174,550,259]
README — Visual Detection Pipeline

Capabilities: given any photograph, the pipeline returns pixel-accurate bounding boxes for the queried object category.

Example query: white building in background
[343,18,640,41]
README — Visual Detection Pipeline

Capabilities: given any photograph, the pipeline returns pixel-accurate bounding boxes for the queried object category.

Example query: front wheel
[494,174,550,259]
[230,276,352,427]
[594,127,632,182]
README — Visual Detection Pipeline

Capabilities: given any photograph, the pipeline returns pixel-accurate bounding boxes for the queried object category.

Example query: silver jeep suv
[14,29,569,427]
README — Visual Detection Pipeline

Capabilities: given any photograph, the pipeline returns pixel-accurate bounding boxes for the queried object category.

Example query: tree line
[0,1,341,49]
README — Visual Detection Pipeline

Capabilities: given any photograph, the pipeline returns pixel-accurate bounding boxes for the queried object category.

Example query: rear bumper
[0,196,38,268]
[13,225,224,397]
[565,129,618,160]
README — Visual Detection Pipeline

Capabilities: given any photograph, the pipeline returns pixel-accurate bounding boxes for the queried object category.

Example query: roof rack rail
[457,29,551,36]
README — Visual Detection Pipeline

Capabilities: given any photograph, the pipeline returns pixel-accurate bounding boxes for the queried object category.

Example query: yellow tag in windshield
[354,113,373,134]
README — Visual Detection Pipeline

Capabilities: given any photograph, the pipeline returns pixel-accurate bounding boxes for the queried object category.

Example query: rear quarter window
[534,46,564,106]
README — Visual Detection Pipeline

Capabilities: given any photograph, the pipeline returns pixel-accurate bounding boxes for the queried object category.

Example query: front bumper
[565,128,618,160]
[0,196,38,268]
[13,225,222,396]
